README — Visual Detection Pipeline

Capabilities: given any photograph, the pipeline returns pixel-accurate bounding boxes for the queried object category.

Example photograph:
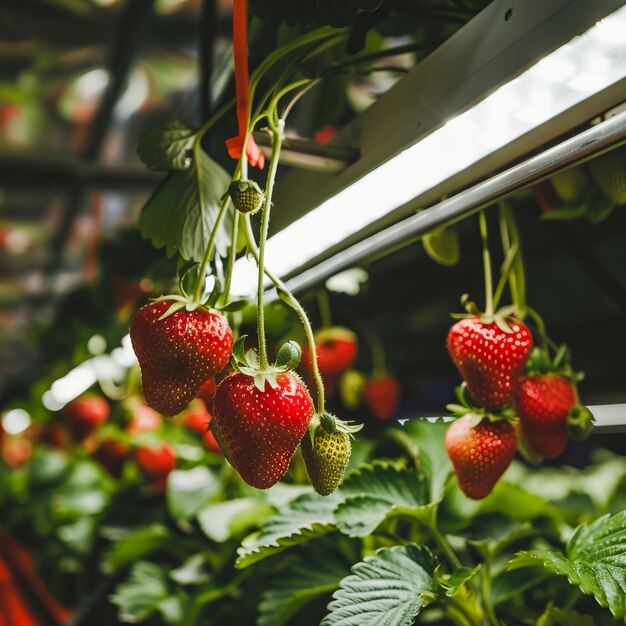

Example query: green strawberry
[228,179,265,214]
[301,421,351,496]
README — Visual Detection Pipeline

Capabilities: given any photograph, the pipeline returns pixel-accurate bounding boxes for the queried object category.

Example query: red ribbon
[225,0,265,169]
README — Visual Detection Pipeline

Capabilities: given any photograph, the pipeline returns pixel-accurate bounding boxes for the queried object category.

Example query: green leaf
[139,149,233,262]
[197,498,273,543]
[170,554,211,585]
[166,466,220,523]
[322,545,437,626]
[220,298,249,312]
[109,561,170,623]
[508,511,626,619]
[537,603,596,626]
[440,565,481,597]
[29,448,70,486]
[335,462,429,537]
[102,524,170,574]
[51,461,112,519]
[402,418,452,501]
[137,120,197,171]
[258,547,351,626]
[236,493,339,569]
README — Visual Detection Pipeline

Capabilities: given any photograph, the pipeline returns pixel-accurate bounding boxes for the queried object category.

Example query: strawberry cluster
[445,315,593,500]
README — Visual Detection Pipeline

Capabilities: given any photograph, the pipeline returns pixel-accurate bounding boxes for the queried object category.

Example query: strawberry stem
[222,211,240,305]
[192,161,240,304]
[242,215,325,413]
[478,210,494,318]
[256,122,283,370]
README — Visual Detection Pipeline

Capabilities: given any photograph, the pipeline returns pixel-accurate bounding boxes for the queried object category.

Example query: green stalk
[493,203,519,311]
[505,208,527,316]
[255,124,283,369]
[478,210,494,317]
[480,558,499,626]
[191,159,239,303]
[222,211,239,305]
[243,216,325,413]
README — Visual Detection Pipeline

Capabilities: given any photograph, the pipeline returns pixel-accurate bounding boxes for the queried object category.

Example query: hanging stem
[191,162,240,303]
[478,210,494,318]
[222,212,240,305]
[493,204,519,311]
[243,216,325,413]
[256,122,284,370]
[505,208,527,317]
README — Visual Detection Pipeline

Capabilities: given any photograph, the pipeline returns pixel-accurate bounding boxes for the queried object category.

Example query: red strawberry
[202,429,222,454]
[364,374,400,420]
[64,396,110,441]
[184,399,212,434]
[135,443,176,492]
[127,401,162,434]
[130,301,234,416]
[213,371,314,489]
[197,377,217,410]
[445,414,517,499]
[515,375,575,458]
[93,439,130,478]
[447,317,533,410]
[301,327,357,396]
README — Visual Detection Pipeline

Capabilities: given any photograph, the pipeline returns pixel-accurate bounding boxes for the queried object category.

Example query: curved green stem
[478,210,494,317]
[256,123,283,369]
[505,208,527,316]
[243,216,325,413]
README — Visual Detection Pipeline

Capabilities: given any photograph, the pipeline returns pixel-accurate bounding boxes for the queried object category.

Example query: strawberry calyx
[307,411,362,444]
[446,382,517,426]
[230,335,302,391]
[451,296,520,334]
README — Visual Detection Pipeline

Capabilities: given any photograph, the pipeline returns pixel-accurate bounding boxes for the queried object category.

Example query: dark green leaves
[137,120,197,171]
[258,547,351,626]
[509,511,626,619]
[322,545,436,626]
[139,150,232,262]
[336,461,429,537]
[109,561,185,625]
[236,493,340,568]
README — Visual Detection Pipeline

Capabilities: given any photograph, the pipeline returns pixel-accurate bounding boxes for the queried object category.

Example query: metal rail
[279,109,626,295]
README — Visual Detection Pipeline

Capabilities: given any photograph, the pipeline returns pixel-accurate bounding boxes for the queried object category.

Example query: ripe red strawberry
[212,371,314,489]
[447,317,533,410]
[130,301,234,416]
[445,414,517,499]
[182,400,222,453]
[93,439,130,478]
[301,327,357,396]
[515,375,575,458]
[127,401,162,435]
[64,396,110,441]
[135,443,176,492]
[364,374,400,420]
[197,377,217,411]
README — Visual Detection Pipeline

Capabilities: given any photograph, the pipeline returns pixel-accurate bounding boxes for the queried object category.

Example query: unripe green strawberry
[228,179,265,214]
[301,424,351,496]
